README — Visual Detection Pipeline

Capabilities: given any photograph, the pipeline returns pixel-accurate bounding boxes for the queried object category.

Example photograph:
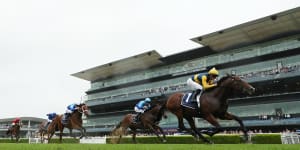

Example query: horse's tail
[110,122,125,144]
[113,122,121,131]
[161,98,168,119]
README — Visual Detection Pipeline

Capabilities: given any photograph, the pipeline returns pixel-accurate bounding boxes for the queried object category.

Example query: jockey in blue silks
[134,98,151,122]
[66,103,79,113]
[45,112,56,129]
[63,103,79,124]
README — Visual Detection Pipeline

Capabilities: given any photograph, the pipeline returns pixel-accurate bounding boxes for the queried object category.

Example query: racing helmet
[145,97,151,103]
[208,67,219,76]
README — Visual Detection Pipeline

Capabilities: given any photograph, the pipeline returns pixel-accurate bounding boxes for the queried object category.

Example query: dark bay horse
[166,74,255,143]
[56,103,89,142]
[6,124,21,142]
[111,102,167,143]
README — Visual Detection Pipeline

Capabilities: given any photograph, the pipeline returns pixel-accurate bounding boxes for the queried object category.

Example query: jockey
[66,103,79,114]
[134,97,151,122]
[11,117,21,126]
[187,67,219,107]
[45,112,56,128]
[12,117,21,126]
[63,103,79,123]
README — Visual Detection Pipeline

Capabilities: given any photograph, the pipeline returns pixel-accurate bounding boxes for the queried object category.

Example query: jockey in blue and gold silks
[187,67,219,108]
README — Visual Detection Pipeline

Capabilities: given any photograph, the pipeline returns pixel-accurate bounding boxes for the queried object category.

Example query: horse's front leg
[223,112,248,141]
[69,129,74,138]
[130,128,137,143]
[201,114,223,137]
[153,125,167,142]
[78,127,86,139]
[145,123,165,143]
[185,116,212,144]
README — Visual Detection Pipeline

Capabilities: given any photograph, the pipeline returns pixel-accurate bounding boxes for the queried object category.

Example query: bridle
[78,104,88,114]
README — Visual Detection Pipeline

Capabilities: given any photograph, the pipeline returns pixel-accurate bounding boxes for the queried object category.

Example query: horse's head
[78,103,89,116]
[218,74,255,95]
[145,102,166,122]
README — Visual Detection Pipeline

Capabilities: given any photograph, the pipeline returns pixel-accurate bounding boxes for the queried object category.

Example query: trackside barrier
[28,137,47,144]
[79,136,106,144]
[281,133,300,144]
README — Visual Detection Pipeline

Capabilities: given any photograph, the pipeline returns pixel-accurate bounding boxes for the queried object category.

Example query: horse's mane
[217,74,232,85]
[145,103,159,113]
[204,74,232,92]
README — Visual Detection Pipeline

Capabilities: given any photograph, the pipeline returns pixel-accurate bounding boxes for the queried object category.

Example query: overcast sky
[1,0,299,119]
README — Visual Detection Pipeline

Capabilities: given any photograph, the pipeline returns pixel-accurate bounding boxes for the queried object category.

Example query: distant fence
[281,133,300,144]
[79,136,106,144]
[28,137,44,144]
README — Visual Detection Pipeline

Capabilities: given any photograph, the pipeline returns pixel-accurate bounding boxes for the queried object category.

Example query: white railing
[281,133,300,144]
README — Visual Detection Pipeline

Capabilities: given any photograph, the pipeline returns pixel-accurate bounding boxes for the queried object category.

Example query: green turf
[0,144,299,150]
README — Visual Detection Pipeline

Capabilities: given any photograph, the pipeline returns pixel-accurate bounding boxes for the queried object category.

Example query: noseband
[78,105,88,114]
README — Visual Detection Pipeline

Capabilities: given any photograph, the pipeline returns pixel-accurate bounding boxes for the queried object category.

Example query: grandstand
[72,7,300,136]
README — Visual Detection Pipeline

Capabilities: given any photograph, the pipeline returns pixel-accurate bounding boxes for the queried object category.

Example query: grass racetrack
[1,144,299,150]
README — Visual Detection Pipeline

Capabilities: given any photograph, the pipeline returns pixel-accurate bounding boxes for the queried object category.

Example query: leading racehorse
[6,124,21,142]
[56,103,89,142]
[111,102,167,143]
[166,74,255,143]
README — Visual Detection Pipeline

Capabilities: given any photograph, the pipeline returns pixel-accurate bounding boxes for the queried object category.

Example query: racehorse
[6,124,21,142]
[111,102,167,143]
[56,103,89,142]
[166,74,255,143]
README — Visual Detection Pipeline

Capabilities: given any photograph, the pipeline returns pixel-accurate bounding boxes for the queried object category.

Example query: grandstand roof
[191,7,300,51]
[159,46,216,64]
[0,117,46,123]
[72,50,163,81]
[73,7,300,81]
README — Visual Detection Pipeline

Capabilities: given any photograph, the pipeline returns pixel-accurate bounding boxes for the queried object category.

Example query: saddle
[181,92,201,110]
[61,113,71,125]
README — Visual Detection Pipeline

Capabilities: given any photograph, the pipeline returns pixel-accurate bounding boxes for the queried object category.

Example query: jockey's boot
[44,122,50,129]
[191,89,201,102]
[63,113,70,124]
[135,113,142,123]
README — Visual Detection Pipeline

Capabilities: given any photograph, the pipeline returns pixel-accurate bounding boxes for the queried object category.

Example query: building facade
[72,7,300,135]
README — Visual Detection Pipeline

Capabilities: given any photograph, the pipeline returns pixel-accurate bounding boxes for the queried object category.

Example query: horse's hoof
[177,128,183,132]
[193,134,200,141]
[201,130,214,137]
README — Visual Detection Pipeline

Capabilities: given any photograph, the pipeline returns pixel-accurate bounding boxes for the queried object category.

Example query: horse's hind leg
[223,112,249,141]
[175,115,188,132]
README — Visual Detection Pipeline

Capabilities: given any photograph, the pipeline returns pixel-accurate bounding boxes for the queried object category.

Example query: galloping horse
[111,102,167,143]
[56,103,89,142]
[166,74,255,143]
[6,124,21,142]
